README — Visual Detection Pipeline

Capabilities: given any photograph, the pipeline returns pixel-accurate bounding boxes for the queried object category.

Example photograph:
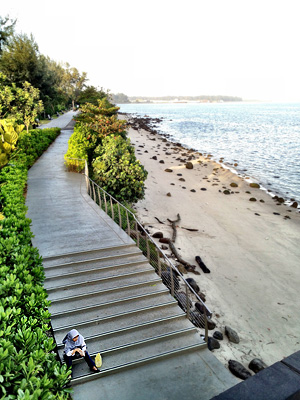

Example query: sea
[119,102,300,204]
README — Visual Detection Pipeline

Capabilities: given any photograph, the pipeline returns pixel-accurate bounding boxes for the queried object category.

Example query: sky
[1,0,300,101]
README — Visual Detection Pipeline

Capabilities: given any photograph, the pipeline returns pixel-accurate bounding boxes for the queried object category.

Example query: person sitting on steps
[63,329,99,377]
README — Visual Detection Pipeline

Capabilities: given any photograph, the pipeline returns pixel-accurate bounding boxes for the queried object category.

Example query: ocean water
[119,102,300,203]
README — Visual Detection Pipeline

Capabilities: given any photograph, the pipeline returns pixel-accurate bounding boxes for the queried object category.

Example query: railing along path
[66,158,211,341]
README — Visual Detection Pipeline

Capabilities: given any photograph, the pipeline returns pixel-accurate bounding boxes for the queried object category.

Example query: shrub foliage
[92,135,147,202]
[65,97,148,203]
[0,127,71,398]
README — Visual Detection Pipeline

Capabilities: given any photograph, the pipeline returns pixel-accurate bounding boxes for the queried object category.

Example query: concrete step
[57,314,193,359]
[49,279,165,314]
[46,268,155,298]
[71,330,205,385]
[47,269,159,302]
[44,258,149,287]
[51,290,172,329]
[42,244,138,267]
[53,301,182,340]
[44,251,145,277]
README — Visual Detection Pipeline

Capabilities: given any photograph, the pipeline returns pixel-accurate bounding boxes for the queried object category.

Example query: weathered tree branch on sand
[159,237,199,273]
[180,227,199,232]
[167,213,181,242]
[154,216,165,224]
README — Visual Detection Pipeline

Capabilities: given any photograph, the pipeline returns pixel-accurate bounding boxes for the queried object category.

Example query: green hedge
[0,128,71,399]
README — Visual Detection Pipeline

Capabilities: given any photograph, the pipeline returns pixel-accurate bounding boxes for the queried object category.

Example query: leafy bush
[64,123,94,171]
[17,127,61,167]
[0,128,71,398]
[0,119,24,167]
[92,135,147,203]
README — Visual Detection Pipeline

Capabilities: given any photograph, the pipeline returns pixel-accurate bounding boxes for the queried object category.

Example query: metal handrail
[80,159,210,341]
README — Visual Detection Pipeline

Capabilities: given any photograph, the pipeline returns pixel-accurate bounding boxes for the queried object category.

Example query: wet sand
[125,118,300,375]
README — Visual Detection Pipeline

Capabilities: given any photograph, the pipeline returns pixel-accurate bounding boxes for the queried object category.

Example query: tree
[14,81,44,133]
[60,64,88,109]
[111,93,130,104]
[0,73,44,132]
[0,33,40,87]
[77,85,108,105]
[0,15,16,54]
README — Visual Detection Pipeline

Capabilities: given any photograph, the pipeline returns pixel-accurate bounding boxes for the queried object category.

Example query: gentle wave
[119,102,300,202]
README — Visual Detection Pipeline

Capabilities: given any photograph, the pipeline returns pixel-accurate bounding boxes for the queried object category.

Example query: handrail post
[204,308,208,344]
[117,203,122,227]
[92,181,96,201]
[156,249,161,276]
[170,266,175,297]
[110,197,114,221]
[136,226,140,247]
[146,237,150,261]
[126,210,130,236]
[104,193,108,214]
[185,283,190,319]
[97,187,101,207]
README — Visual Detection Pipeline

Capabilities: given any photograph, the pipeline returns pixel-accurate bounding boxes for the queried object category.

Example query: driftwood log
[167,213,181,242]
[159,237,198,272]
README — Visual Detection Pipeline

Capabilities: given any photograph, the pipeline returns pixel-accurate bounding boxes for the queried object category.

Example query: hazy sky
[1,0,300,101]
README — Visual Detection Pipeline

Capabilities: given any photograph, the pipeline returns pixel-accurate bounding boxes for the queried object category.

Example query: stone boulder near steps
[225,326,240,343]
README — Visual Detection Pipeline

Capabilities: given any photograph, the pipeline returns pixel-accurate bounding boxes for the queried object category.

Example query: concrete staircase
[44,243,206,386]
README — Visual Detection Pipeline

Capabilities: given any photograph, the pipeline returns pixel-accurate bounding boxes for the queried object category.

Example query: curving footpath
[26,112,238,400]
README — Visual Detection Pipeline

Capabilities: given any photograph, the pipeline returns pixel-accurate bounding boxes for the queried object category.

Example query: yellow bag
[95,352,102,368]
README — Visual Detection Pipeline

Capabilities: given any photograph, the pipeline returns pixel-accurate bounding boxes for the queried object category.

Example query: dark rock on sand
[291,201,298,208]
[195,301,212,318]
[228,360,252,380]
[213,331,224,340]
[165,168,173,172]
[152,232,164,239]
[201,188,207,191]
[189,311,205,328]
[249,197,257,202]
[159,160,165,164]
[249,358,267,373]
[152,156,157,160]
[190,189,196,192]
[250,183,260,188]
[208,337,221,351]
[175,291,192,312]
[195,256,211,273]
[166,192,172,197]
[161,270,180,291]
[179,178,185,181]
[225,326,240,343]
[198,292,206,302]
[186,277,200,293]
[230,182,238,187]
[185,162,194,169]
[159,238,170,244]
[223,190,231,195]
[207,318,217,330]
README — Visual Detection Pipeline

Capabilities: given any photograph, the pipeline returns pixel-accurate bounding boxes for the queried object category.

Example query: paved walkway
[27,112,133,257]
[26,113,238,399]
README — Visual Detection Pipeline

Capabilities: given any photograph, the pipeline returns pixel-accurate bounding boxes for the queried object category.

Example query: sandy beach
[124,117,300,375]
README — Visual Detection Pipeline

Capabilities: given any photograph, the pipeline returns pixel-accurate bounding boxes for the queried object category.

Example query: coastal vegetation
[0,15,107,119]
[65,99,148,203]
[0,126,71,398]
